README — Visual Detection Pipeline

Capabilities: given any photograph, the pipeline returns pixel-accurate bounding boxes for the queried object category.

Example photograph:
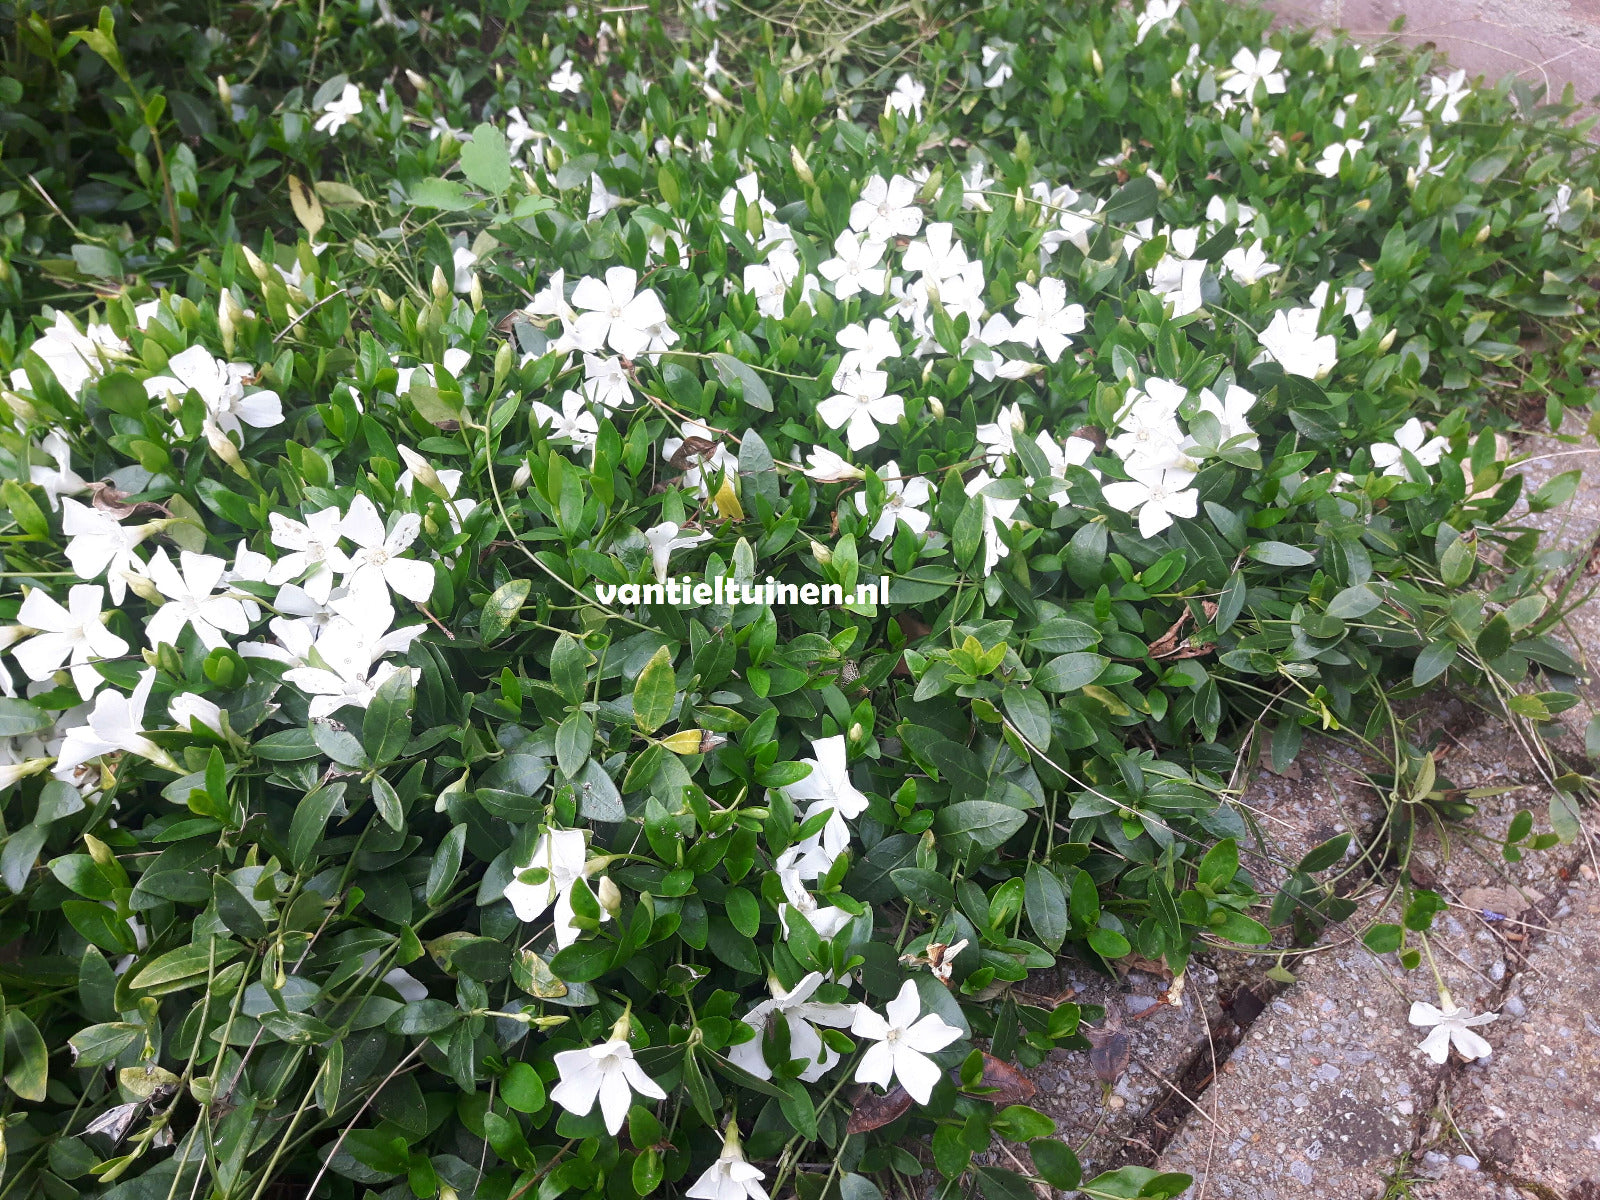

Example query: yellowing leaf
[713,475,743,521]
[1081,685,1130,717]
[314,179,368,208]
[659,730,703,755]
[288,174,324,239]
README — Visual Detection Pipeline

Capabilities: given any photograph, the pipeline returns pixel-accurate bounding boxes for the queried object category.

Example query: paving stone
[1239,0,1600,104]
[1429,873,1600,1198]
[1156,718,1586,1196]
[1020,957,1225,1175]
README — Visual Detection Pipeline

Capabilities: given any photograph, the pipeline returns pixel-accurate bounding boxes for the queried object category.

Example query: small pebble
[1454,1155,1480,1171]
[1503,995,1527,1018]
[1488,960,1505,982]
[1125,995,1157,1015]
[1108,1095,1125,1110]
[1422,1151,1450,1169]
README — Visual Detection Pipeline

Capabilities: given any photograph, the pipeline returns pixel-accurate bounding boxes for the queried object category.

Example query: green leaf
[1529,469,1581,514]
[62,899,138,954]
[1550,791,1581,843]
[1476,613,1511,661]
[461,123,512,192]
[1197,838,1238,891]
[1438,537,1475,587]
[4,1010,48,1101]
[1246,540,1315,567]
[481,578,531,644]
[1030,1140,1081,1190]
[933,801,1028,854]
[1326,584,1381,619]
[1297,833,1350,873]
[633,645,677,735]
[556,710,594,778]
[1001,685,1050,749]
[1024,862,1068,951]
[409,178,473,210]
[213,874,268,939]
[993,1105,1054,1142]
[0,698,54,737]
[68,1021,142,1069]
[1412,641,1458,687]
[551,633,588,705]
[891,866,956,908]
[502,1061,546,1113]
[289,782,346,871]
[371,775,404,831]
[129,940,240,992]
[1033,652,1106,692]
[1209,911,1271,945]
[363,671,415,765]
[710,353,773,411]
[1215,572,1246,634]
[1363,923,1403,953]
[1103,176,1158,224]
[427,825,467,908]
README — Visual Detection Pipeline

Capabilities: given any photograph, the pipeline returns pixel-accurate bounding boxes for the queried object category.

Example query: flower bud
[1171,76,1183,98]
[1091,47,1104,76]
[216,75,233,109]
[1475,223,1491,244]
[240,245,270,284]
[1378,328,1396,352]
[494,340,513,386]
[218,294,236,358]
[597,876,622,917]
[790,144,814,185]
[124,571,164,605]
[374,288,397,314]
[848,721,864,743]
[470,274,484,311]
[431,265,450,304]
[1013,187,1026,216]
[434,771,469,814]
[206,422,249,478]
[511,461,533,490]
[927,396,945,419]
[809,539,833,566]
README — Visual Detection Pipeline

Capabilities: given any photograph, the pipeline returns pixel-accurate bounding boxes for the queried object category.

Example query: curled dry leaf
[845,1083,913,1134]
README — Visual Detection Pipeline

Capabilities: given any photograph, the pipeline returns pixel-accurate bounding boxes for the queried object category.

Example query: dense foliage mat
[1,0,1598,1197]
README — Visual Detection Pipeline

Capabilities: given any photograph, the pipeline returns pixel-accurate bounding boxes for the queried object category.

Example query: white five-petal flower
[550,1032,668,1134]
[817,370,904,451]
[144,549,251,652]
[728,972,859,1083]
[851,980,963,1104]
[12,585,128,700]
[1409,998,1496,1063]
[340,495,436,604]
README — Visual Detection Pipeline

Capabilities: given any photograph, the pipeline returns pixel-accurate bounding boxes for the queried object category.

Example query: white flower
[1426,70,1470,123]
[143,345,283,439]
[168,692,224,735]
[976,402,1028,459]
[504,106,540,162]
[1221,242,1279,285]
[1012,278,1086,362]
[643,522,711,583]
[885,74,926,121]
[663,421,738,496]
[835,319,900,384]
[851,979,962,1104]
[145,549,252,651]
[60,500,148,605]
[528,268,577,324]
[854,461,932,541]
[959,162,994,211]
[55,669,177,778]
[1310,281,1373,332]
[1255,307,1337,379]
[313,83,362,134]
[533,392,601,453]
[1371,417,1449,477]
[1195,383,1259,452]
[849,174,923,242]
[728,972,858,1083]
[267,506,350,604]
[570,267,673,360]
[980,44,1012,88]
[1107,381,1190,473]
[687,1125,769,1200]
[964,471,1021,576]
[9,312,124,397]
[1135,0,1180,42]
[786,734,869,820]
[1409,998,1496,1063]
[817,370,904,451]
[777,868,853,941]
[1545,183,1573,229]
[743,248,803,320]
[1314,138,1365,178]
[1222,47,1286,97]
[280,588,423,719]
[1102,462,1199,538]
[548,61,583,93]
[30,432,88,511]
[1149,247,1207,317]
[340,495,436,604]
[818,230,888,299]
[588,173,623,222]
[1205,195,1256,226]
[550,1034,667,1134]
[801,447,864,483]
[12,585,128,700]
[576,354,635,415]
[452,247,478,295]
[504,828,607,948]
